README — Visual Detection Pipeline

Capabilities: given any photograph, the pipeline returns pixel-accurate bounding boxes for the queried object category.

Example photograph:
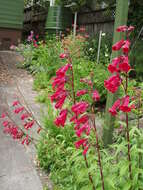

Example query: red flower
[83,145,89,156]
[118,57,131,73]
[24,120,34,130]
[76,122,90,137]
[52,75,66,89]
[108,57,122,73]
[14,107,24,114]
[128,26,134,32]
[120,96,135,113]
[76,89,88,97]
[109,99,120,116]
[71,102,89,115]
[75,138,87,149]
[104,74,121,93]
[51,88,67,102]
[59,53,67,59]
[1,113,6,118]
[55,94,67,109]
[21,113,29,120]
[12,101,20,106]
[122,40,130,54]
[56,64,71,77]
[116,25,128,32]
[16,131,24,139]
[54,109,68,127]
[77,115,89,125]
[112,40,125,51]
[2,120,9,127]
[22,135,30,145]
[11,127,19,139]
[92,89,100,101]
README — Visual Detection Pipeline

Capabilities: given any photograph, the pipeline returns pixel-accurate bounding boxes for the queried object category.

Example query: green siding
[0,0,24,29]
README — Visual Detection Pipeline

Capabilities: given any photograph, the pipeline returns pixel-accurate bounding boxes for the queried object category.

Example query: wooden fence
[78,6,116,36]
[23,6,116,37]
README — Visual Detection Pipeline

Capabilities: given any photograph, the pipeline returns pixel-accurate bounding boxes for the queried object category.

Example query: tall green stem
[92,113,105,190]
[125,75,132,181]
[68,54,96,190]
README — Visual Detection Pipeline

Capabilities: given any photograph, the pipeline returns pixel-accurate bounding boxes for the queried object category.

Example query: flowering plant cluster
[51,30,104,189]
[27,30,39,48]
[49,25,143,189]
[1,99,42,145]
[104,25,135,181]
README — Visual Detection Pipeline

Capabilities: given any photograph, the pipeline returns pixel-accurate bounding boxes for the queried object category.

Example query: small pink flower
[76,115,89,125]
[75,138,87,149]
[76,89,88,97]
[16,131,24,139]
[20,113,29,120]
[12,101,20,106]
[112,40,125,51]
[122,40,130,54]
[1,113,6,118]
[14,107,24,114]
[120,96,135,113]
[21,135,30,145]
[71,102,89,115]
[24,120,34,130]
[83,145,89,156]
[76,123,88,137]
[108,56,122,73]
[116,25,128,32]
[104,74,121,93]
[59,53,67,59]
[55,94,67,109]
[56,64,71,77]
[128,26,134,32]
[92,89,100,101]
[52,76,66,89]
[109,99,120,116]
[119,60,131,73]
[2,120,9,127]
[54,109,68,127]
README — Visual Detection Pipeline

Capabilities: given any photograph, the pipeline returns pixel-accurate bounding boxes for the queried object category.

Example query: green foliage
[73,59,108,103]
[84,33,112,64]
[37,99,143,189]
[130,40,143,81]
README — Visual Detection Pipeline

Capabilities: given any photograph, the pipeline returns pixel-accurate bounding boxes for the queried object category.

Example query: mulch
[0,56,12,84]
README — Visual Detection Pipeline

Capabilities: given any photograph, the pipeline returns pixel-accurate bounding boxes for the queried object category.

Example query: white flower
[102,33,106,36]
[105,53,109,57]
[89,48,93,51]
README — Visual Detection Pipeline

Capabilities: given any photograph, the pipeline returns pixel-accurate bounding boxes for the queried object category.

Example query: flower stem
[92,113,105,190]
[68,54,95,189]
[125,75,132,181]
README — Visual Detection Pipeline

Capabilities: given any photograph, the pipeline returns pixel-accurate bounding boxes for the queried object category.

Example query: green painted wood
[103,0,129,146]
[45,6,72,32]
[0,0,24,29]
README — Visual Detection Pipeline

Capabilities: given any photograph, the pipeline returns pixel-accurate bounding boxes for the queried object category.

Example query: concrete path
[0,51,44,190]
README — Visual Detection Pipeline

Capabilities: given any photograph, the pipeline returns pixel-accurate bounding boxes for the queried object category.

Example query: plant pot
[45,6,72,34]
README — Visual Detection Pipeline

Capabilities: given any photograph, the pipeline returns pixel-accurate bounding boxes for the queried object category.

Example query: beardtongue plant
[50,25,143,189]
[104,25,135,182]
[51,34,105,189]
[1,99,42,145]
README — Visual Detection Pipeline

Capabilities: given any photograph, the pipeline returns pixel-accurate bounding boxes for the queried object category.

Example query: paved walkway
[0,51,44,190]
